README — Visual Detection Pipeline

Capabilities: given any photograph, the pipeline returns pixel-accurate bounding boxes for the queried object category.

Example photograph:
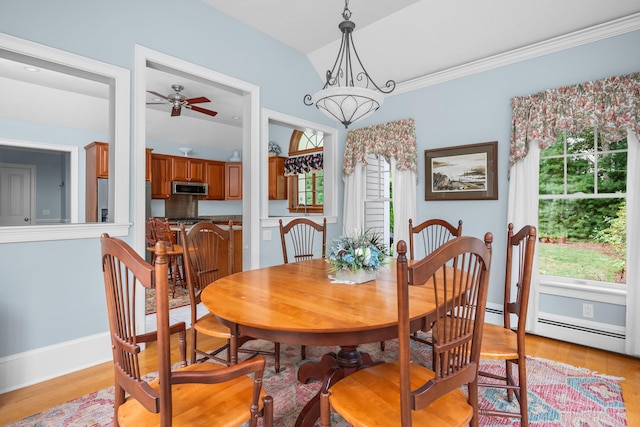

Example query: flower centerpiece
[327,229,389,284]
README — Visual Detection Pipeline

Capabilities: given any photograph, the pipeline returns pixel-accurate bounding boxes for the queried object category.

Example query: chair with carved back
[320,235,492,427]
[278,217,327,360]
[100,233,273,427]
[145,219,157,264]
[409,218,463,260]
[478,223,536,427]
[181,222,281,372]
[380,217,464,351]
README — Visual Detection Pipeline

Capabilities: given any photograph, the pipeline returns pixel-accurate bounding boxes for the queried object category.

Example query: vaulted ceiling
[2,1,639,152]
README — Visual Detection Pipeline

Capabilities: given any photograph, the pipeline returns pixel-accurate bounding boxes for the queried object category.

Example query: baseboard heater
[537,317,625,340]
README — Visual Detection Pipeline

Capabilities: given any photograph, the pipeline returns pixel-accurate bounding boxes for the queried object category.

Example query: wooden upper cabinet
[85,141,109,179]
[171,157,204,182]
[145,148,153,181]
[204,160,225,200]
[225,162,242,200]
[84,141,109,222]
[268,156,287,200]
[151,154,171,199]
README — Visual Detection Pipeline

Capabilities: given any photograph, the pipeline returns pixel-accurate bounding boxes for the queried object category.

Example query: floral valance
[343,118,417,175]
[510,71,640,167]
[284,152,323,176]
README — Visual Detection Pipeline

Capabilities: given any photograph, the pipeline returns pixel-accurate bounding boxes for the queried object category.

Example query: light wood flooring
[0,333,638,425]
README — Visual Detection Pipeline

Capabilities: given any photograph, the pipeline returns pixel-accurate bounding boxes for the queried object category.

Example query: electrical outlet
[582,303,594,318]
[263,230,272,241]
[42,209,50,215]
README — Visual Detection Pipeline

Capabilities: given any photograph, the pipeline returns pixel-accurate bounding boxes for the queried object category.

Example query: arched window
[286,130,323,214]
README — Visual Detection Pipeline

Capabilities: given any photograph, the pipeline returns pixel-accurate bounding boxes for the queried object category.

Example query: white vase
[335,269,378,284]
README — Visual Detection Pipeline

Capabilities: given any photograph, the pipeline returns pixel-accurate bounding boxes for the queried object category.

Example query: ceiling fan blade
[189,105,218,117]
[146,102,166,105]
[147,90,169,100]
[185,96,210,105]
[171,105,182,117]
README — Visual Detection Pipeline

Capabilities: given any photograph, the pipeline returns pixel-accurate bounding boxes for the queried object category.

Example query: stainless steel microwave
[172,181,208,195]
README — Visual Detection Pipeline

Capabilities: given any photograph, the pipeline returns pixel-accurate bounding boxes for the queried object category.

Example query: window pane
[597,152,627,193]
[316,172,324,205]
[567,154,594,194]
[539,157,564,195]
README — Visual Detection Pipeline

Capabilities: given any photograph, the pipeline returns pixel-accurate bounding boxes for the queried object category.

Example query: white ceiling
[204,0,640,84]
[2,1,639,152]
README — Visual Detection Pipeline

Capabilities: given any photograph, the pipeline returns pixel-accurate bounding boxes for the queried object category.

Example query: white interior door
[0,163,35,225]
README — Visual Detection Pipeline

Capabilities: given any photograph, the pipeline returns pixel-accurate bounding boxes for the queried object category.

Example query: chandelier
[304,0,395,129]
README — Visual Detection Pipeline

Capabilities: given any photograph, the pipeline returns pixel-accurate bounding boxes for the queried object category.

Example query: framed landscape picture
[425,141,498,201]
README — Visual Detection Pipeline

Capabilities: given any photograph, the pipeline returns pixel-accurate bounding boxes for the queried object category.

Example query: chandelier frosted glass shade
[310,86,384,129]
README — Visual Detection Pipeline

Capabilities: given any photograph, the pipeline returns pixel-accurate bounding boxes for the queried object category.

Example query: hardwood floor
[0,333,638,425]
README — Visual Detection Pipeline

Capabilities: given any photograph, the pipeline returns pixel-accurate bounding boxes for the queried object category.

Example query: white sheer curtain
[391,158,416,249]
[507,143,540,332]
[342,163,365,236]
[625,129,640,356]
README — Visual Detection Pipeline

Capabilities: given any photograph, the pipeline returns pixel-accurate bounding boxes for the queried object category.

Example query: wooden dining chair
[279,217,327,264]
[477,223,536,427]
[150,217,185,296]
[320,235,492,427]
[380,217,463,351]
[279,217,326,360]
[409,218,463,260]
[101,233,273,427]
[181,222,281,372]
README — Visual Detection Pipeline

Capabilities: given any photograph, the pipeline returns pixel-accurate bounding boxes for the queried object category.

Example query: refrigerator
[97,178,109,222]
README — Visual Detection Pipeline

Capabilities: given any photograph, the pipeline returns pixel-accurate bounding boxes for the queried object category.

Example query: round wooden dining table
[200,258,439,427]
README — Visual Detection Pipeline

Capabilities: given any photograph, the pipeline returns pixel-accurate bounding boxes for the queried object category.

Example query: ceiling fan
[147,84,218,117]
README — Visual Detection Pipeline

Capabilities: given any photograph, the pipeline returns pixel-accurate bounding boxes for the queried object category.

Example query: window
[287,130,324,214]
[538,127,627,287]
[364,154,392,248]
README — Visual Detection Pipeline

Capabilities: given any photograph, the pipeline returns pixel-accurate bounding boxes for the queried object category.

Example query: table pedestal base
[295,345,382,427]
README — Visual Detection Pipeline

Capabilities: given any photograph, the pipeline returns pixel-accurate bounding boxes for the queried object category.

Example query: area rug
[8,336,627,426]
[145,286,190,314]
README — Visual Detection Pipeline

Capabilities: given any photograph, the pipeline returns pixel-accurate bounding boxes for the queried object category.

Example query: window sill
[539,275,626,305]
[0,222,131,243]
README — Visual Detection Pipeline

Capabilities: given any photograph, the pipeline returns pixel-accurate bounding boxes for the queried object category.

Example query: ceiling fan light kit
[304,0,395,129]
[147,84,218,118]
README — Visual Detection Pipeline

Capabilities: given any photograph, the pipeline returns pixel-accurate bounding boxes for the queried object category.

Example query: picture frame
[425,141,498,201]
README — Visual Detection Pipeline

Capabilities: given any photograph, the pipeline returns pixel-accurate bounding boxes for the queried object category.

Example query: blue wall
[0,0,329,357]
[0,0,638,360]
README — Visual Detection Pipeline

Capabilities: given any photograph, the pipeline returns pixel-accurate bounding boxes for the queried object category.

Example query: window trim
[0,33,131,243]
[260,108,338,228]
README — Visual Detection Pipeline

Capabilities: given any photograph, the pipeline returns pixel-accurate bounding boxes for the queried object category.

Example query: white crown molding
[394,12,640,95]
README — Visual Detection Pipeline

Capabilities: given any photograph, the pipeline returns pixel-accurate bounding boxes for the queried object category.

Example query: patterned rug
[145,286,190,314]
[8,336,627,426]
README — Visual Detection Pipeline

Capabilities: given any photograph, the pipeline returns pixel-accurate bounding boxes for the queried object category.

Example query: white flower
[355,247,372,265]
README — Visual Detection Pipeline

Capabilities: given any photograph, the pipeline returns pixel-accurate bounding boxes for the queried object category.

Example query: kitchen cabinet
[215,225,243,277]
[268,156,287,200]
[145,148,152,181]
[84,141,109,222]
[151,154,171,199]
[225,162,242,200]
[86,141,109,179]
[204,160,225,200]
[171,156,204,182]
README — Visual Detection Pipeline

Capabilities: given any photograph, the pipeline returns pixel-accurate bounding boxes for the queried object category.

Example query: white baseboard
[0,332,112,394]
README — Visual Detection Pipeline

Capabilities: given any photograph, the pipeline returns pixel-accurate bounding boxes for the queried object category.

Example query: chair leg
[320,390,332,427]
[518,357,529,427]
[301,345,306,360]
[274,342,281,373]
[380,340,385,351]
